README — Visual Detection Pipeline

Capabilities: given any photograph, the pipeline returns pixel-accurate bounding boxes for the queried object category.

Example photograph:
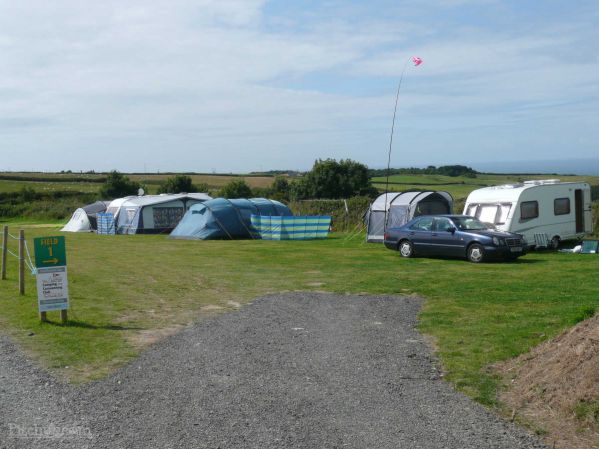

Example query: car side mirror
[447,227,456,234]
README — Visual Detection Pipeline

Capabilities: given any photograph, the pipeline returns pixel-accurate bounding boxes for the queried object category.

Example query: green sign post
[34,236,67,268]
[33,236,68,323]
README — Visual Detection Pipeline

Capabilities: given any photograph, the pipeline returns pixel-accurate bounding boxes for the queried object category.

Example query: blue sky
[1,0,598,172]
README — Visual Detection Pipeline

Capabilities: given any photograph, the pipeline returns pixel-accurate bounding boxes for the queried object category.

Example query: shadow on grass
[42,320,143,330]
[511,257,545,264]
[411,255,545,264]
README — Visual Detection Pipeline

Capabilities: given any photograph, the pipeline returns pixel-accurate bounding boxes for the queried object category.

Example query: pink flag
[412,56,423,66]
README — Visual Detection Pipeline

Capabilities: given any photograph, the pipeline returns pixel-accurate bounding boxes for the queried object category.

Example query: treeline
[100,160,378,203]
[368,165,478,178]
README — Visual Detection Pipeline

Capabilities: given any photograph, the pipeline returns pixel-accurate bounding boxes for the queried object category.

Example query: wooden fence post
[19,229,25,295]
[1,226,7,280]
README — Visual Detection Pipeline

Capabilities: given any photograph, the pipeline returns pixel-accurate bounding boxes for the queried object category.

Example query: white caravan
[463,179,592,248]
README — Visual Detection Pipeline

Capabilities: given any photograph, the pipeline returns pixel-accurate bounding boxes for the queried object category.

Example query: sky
[1,0,598,173]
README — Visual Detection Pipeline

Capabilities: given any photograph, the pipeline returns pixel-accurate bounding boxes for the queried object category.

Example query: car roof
[414,214,471,219]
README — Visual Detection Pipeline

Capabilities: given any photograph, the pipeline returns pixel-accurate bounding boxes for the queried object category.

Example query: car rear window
[410,217,433,231]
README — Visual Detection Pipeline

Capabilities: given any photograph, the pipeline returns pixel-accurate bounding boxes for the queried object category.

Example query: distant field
[0,173,278,198]
[0,179,102,194]
[0,226,597,411]
[128,174,276,189]
[1,172,598,227]
[372,173,599,201]
[4,171,599,198]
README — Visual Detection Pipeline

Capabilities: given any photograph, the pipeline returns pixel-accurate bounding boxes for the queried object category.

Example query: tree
[270,176,290,201]
[99,170,141,199]
[157,175,208,194]
[291,159,375,200]
[219,179,252,198]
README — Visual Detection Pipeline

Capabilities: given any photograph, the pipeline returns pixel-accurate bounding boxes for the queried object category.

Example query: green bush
[157,175,208,194]
[288,196,371,232]
[219,180,252,198]
[291,159,376,200]
[99,171,141,199]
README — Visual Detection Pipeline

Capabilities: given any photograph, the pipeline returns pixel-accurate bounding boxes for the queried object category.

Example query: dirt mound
[497,314,599,449]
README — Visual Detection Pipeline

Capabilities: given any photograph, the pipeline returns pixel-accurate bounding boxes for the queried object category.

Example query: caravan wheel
[398,240,414,258]
[549,236,560,250]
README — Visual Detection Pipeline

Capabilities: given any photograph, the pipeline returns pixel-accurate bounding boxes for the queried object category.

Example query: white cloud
[0,0,598,171]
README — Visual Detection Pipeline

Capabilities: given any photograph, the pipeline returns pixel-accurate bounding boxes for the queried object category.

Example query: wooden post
[60,309,68,324]
[1,226,7,280]
[18,229,25,295]
[40,311,47,322]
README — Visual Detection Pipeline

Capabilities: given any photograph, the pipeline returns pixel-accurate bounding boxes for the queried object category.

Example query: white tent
[62,208,92,232]
[366,191,453,242]
[61,201,111,232]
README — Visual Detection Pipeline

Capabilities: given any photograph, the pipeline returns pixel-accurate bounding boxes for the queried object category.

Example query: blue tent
[169,198,292,240]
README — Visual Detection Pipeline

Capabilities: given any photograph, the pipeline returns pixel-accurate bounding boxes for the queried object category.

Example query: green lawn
[1,225,597,408]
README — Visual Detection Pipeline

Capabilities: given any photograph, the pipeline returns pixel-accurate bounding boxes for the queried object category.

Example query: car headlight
[492,237,503,246]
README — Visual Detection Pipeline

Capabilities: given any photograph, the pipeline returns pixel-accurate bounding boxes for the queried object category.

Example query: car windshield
[452,217,489,230]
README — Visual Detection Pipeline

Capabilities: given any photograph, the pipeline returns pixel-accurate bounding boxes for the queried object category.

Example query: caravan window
[466,204,478,217]
[520,201,538,220]
[466,203,511,225]
[554,198,570,215]
[477,205,498,223]
[497,204,511,224]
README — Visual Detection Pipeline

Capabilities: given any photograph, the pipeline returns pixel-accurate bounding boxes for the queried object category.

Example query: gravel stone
[0,293,547,449]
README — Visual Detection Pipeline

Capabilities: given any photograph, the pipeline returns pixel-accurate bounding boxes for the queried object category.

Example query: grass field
[0,179,102,194]
[1,225,598,408]
[0,172,277,193]
[372,173,599,201]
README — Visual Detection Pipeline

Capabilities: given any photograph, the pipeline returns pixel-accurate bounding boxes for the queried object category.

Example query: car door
[432,217,464,257]
[407,216,435,254]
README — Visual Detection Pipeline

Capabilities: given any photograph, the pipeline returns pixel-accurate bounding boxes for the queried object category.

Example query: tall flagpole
[383,56,422,235]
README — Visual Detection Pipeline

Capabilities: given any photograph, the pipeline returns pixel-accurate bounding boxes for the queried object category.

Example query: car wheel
[398,240,414,258]
[467,243,485,263]
[549,236,560,250]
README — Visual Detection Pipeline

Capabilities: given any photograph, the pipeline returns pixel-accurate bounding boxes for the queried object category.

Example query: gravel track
[1,293,546,449]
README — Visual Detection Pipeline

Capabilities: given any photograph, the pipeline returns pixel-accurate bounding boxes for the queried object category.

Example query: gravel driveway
[1,293,546,449]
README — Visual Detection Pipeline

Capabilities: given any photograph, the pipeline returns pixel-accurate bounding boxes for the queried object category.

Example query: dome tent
[170,198,292,240]
[61,201,111,232]
[366,191,453,242]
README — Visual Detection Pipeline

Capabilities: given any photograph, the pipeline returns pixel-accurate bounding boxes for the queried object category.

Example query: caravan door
[575,189,584,233]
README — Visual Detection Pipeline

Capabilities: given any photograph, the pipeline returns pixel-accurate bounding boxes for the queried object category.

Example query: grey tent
[366,191,453,242]
[61,201,111,232]
[170,198,292,240]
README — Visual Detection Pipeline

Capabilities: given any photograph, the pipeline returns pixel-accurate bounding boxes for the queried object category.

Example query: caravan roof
[119,193,211,208]
[466,180,589,203]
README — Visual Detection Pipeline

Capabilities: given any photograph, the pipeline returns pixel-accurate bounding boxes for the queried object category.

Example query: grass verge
[0,225,598,406]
